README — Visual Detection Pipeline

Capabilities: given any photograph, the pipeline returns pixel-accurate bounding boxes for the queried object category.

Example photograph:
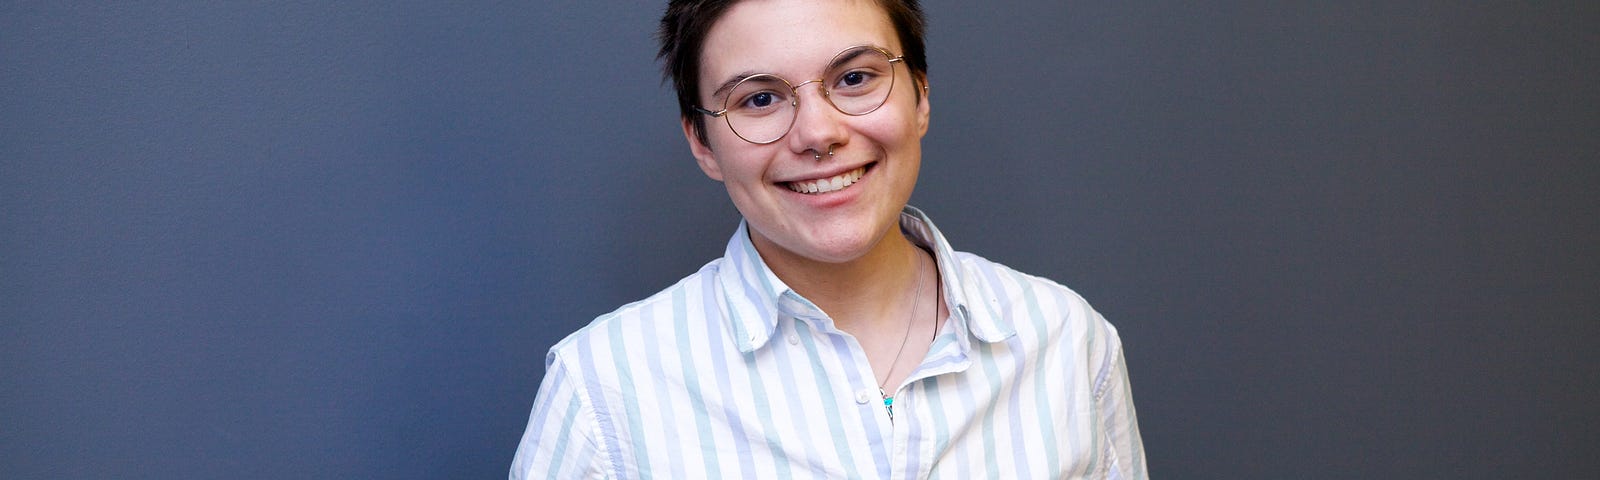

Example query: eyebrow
[709,71,760,103]
[705,46,889,104]
[829,47,872,69]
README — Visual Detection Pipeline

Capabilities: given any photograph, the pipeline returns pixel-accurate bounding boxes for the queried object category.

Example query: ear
[682,116,723,181]
[914,76,931,137]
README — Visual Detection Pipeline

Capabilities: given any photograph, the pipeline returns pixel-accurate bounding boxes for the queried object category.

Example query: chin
[794,219,898,264]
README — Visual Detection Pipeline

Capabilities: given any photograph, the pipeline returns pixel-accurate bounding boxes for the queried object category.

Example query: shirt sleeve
[1096,324,1148,479]
[510,350,605,480]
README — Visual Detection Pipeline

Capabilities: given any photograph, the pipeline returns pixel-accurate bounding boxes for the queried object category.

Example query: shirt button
[787,334,799,345]
[855,389,872,404]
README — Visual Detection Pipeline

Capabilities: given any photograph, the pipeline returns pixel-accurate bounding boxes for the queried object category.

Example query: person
[511,0,1146,477]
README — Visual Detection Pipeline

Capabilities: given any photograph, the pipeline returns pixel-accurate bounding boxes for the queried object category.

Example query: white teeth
[786,166,865,195]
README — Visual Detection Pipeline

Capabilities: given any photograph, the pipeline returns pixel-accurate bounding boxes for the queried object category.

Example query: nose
[786,80,848,160]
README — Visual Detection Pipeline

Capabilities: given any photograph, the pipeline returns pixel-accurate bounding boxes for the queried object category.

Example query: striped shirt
[511,206,1146,479]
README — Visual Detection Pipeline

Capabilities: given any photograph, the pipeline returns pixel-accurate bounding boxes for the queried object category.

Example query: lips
[782,165,868,195]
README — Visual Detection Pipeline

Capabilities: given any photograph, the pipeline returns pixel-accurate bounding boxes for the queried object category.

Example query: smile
[783,165,868,195]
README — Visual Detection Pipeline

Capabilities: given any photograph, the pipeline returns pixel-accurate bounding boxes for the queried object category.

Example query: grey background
[3,1,1595,478]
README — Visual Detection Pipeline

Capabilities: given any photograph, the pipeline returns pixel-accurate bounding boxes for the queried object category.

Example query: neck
[751,227,925,330]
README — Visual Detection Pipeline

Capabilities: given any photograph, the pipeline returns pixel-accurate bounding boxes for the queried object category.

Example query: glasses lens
[824,46,896,115]
[725,74,796,144]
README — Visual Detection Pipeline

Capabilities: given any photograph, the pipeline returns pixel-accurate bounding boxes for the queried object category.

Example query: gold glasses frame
[693,45,906,145]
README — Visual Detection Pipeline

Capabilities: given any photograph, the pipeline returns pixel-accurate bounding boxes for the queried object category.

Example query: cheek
[857,108,922,147]
[709,145,771,183]
[866,86,926,141]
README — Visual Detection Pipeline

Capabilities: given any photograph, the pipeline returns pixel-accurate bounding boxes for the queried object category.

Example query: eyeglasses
[693,45,905,145]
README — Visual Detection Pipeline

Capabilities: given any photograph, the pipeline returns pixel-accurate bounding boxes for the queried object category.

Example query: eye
[842,71,868,87]
[744,91,777,108]
[837,71,873,89]
[727,75,790,114]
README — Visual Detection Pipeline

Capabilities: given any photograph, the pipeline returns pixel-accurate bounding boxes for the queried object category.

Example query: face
[684,0,931,266]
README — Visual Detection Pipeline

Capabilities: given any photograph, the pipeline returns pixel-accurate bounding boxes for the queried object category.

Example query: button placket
[888,384,915,480]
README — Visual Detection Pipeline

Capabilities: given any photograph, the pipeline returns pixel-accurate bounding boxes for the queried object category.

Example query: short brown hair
[657,0,929,146]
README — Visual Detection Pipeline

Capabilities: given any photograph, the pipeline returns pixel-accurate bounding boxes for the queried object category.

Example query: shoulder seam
[546,349,615,476]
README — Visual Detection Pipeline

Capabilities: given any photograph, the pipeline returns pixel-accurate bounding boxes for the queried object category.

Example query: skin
[682,0,946,392]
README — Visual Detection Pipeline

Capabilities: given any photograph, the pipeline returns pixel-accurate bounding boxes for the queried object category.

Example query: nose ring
[813,146,835,160]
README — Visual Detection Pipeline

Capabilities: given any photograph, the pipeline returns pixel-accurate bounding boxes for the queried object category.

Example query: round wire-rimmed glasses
[693,45,906,145]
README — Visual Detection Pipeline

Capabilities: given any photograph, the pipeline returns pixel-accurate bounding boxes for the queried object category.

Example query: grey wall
[2,1,1594,478]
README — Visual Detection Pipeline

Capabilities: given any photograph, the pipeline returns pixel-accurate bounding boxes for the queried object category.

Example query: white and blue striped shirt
[511,207,1146,479]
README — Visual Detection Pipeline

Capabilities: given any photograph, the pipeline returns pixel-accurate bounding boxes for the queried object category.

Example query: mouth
[782,164,871,195]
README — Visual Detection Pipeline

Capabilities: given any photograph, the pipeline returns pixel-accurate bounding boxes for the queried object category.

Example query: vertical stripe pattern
[510,207,1146,479]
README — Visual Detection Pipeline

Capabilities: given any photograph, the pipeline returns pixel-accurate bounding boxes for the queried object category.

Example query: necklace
[878,247,926,423]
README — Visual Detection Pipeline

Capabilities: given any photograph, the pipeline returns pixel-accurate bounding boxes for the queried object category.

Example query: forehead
[698,0,899,87]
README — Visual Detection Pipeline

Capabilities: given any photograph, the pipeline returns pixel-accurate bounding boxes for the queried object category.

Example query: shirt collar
[717,205,1017,354]
[898,205,1016,344]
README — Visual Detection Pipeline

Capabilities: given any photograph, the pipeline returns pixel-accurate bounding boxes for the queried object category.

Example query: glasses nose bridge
[782,77,848,147]
[790,76,838,101]
[790,78,833,106]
